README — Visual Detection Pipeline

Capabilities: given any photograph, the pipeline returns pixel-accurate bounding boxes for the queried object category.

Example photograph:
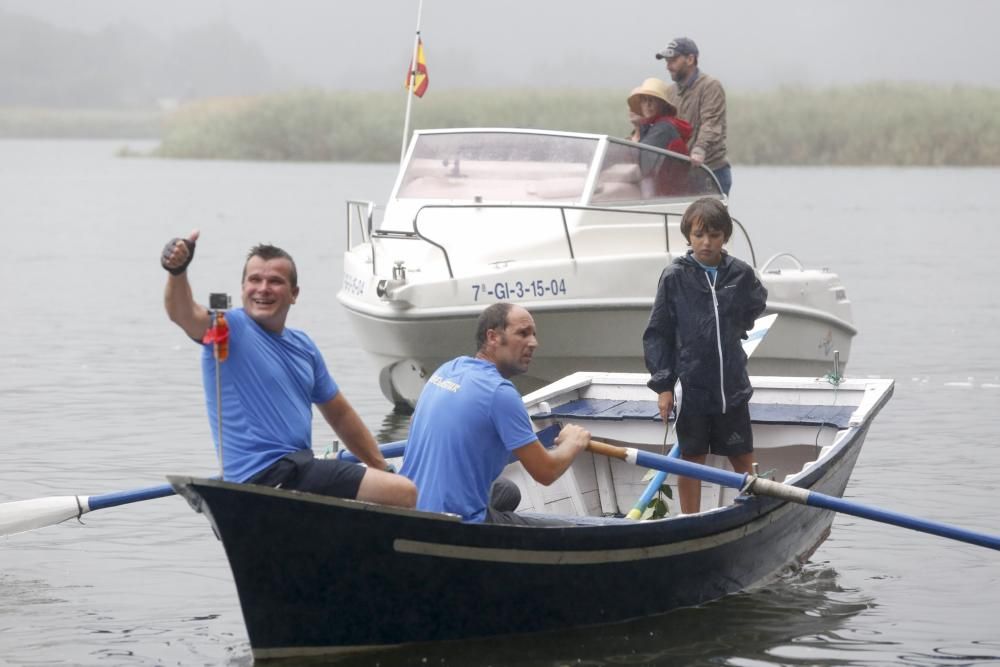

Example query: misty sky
[2,0,998,93]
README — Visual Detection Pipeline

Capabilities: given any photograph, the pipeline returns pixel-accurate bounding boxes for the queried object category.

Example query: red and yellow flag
[405,38,429,98]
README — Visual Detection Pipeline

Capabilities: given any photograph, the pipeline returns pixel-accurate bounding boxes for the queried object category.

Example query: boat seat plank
[533,398,663,421]
[749,404,855,428]
[534,399,855,428]
[538,398,628,418]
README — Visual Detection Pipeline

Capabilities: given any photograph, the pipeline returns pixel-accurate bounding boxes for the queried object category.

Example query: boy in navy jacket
[643,198,767,514]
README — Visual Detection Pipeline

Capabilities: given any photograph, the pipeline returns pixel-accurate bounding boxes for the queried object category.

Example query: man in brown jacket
[656,37,732,195]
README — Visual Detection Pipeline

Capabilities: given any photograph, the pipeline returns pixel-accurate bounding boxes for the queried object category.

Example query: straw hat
[627,78,677,115]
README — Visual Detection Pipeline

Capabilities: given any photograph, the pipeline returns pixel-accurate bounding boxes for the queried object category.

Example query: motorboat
[169,371,894,659]
[337,128,856,407]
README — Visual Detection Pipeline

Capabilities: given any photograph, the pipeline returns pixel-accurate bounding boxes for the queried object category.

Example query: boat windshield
[397,132,598,202]
[396,131,721,203]
[591,139,722,202]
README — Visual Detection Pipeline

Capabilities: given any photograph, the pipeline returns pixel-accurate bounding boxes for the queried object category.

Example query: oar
[336,440,407,463]
[625,450,678,520]
[588,440,1000,552]
[0,482,180,538]
[742,312,777,358]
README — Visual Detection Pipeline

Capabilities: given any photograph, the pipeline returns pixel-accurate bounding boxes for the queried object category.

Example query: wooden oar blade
[0,496,88,537]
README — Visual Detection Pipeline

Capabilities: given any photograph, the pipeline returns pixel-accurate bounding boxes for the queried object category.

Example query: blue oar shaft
[634,449,748,489]
[626,446,680,519]
[87,483,178,511]
[594,442,1000,553]
[633,470,668,512]
[801,484,1000,551]
[336,440,407,463]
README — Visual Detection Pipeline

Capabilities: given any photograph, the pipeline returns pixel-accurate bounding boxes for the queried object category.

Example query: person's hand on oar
[161,229,199,275]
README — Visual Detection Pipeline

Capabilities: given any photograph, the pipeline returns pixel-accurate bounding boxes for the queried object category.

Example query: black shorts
[676,402,754,457]
[247,449,366,499]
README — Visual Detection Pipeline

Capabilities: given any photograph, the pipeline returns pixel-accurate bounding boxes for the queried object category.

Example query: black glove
[161,238,196,276]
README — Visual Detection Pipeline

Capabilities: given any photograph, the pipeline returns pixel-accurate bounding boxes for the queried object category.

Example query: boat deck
[518,397,857,518]
[532,398,856,429]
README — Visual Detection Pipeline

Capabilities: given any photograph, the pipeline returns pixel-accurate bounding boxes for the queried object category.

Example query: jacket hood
[643,114,694,143]
[677,249,732,269]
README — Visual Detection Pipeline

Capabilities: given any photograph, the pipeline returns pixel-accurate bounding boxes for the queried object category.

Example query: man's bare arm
[317,392,389,470]
[162,230,211,341]
[513,424,590,486]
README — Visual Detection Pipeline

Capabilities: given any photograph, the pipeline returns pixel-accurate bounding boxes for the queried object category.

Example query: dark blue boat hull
[170,422,870,659]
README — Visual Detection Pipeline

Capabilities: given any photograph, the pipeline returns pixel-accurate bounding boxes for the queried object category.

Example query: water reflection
[376,408,413,444]
[269,563,873,667]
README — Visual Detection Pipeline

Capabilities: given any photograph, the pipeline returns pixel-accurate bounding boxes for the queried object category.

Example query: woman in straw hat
[627,77,692,196]
[628,77,691,155]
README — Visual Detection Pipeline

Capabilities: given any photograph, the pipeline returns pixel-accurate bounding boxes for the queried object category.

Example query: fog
[2,0,998,102]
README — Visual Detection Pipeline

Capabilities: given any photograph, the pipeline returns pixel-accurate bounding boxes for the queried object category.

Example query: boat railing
[760,252,804,273]
[402,204,683,279]
[345,199,375,247]
[356,202,759,278]
[731,217,758,268]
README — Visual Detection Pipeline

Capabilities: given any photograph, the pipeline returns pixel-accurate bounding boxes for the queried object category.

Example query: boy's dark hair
[242,244,298,288]
[680,197,732,242]
[476,302,513,351]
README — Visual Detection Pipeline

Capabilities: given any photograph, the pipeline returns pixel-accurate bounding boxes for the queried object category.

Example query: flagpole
[401,0,424,164]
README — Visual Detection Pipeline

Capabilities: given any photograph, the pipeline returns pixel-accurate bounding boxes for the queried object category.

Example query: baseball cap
[655,37,699,59]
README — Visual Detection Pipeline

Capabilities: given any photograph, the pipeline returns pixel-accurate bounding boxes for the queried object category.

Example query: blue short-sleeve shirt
[200,308,338,481]
[400,356,537,522]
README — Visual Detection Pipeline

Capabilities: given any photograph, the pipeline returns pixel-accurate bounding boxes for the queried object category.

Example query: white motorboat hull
[340,253,854,406]
[337,128,856,407]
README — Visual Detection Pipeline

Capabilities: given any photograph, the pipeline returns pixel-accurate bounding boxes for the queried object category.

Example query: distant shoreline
[0,107,163,140]
[3,83,997,166]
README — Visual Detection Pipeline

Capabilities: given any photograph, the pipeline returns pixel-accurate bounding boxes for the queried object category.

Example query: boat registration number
[342,273,367,297]
[472,279,567,301]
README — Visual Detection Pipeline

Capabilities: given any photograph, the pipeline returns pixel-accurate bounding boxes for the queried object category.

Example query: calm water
[2,140,999,666]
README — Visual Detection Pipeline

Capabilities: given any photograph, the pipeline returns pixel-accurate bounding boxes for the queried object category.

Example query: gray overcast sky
[2,0,998,92]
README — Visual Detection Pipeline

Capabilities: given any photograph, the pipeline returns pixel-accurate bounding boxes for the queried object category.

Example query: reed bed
[7,84,997,166]
[156,84,1000,166]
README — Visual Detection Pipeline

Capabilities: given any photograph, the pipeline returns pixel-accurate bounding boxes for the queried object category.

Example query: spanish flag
[406,38,429,98]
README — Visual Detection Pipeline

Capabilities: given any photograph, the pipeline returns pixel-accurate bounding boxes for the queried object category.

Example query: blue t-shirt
[693,257,719,286]
[200,308,339,482]
[400,356,538,522]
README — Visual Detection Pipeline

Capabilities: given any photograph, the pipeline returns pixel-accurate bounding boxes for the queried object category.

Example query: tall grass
[145,83,1000,166]
[731,83,1000,166]
[155,89,628,162]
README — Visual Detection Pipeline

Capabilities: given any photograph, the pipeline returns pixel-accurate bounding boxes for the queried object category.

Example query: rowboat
[169,371,894,660]
[337,128,857,407]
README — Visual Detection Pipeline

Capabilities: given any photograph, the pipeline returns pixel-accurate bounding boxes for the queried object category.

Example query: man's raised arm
[161,229,211,341]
